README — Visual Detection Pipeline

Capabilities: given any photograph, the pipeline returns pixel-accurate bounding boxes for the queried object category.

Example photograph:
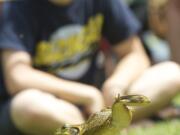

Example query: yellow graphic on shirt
[34,14,104,70]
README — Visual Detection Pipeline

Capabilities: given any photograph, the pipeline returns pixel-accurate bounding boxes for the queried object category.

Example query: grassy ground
[121,120,180,135]
[120,94,180,135]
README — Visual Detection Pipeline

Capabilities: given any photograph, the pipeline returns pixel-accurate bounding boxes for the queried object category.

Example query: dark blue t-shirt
[0,0,140,99]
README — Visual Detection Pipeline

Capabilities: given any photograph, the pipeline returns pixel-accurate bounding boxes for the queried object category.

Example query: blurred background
[0,0,180,135]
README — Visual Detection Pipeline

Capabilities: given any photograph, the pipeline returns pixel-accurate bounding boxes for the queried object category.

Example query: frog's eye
[70,127,79,135]
[63,124,71,128]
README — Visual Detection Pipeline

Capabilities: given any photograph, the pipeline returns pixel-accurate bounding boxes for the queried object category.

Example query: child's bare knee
[10,89,52,132]
[10,89,84,132]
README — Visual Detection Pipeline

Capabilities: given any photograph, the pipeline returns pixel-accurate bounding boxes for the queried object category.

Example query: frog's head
[115,94,151,106]
[56,124,80,135]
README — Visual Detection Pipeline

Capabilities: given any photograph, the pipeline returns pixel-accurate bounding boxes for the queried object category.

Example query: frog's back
[82,108,111,135]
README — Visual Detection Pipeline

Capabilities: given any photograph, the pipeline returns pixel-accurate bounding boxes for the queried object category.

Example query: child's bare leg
[128,62,180,121]
[10,89,84,135]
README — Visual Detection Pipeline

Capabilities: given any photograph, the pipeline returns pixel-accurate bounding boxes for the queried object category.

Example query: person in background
[124,0,171,64]
[167,0,180,64]
[0,0,180,135]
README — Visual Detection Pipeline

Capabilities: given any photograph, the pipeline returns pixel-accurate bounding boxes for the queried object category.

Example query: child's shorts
[0,99,23,135]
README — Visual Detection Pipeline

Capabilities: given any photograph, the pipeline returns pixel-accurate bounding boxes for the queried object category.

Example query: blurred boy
[0,0,180,135]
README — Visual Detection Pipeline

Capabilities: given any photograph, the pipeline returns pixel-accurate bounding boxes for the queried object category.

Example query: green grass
[172,94,180,106]
[120,94,180,135]
[120,120,180,135]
